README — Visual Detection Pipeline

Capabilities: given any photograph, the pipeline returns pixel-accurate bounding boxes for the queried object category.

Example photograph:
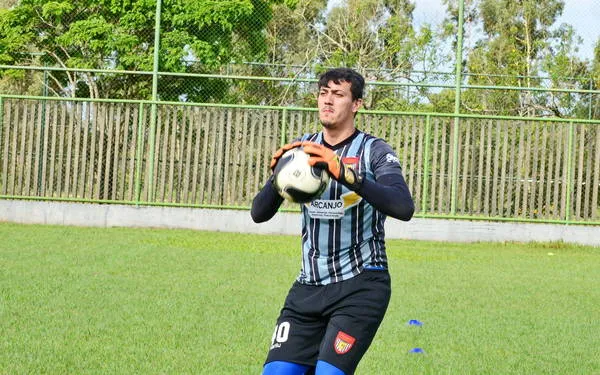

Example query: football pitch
[0,222,598,374]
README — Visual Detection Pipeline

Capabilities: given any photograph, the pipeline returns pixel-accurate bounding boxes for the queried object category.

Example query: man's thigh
[265,282,328,366]
[264,271,391,373]
[318,271,391,374]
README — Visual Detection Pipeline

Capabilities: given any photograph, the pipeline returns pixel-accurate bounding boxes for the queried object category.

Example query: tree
[540,23,591,118]
[585,38,600,119]
[266,0,327,68]
[445,0,586,116]
[224,0,328,106]
[311,0,448,110]
[0,0,289,100]
[438,0,600,119]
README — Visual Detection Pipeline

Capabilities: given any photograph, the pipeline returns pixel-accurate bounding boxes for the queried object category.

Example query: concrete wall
[1,199,599,247]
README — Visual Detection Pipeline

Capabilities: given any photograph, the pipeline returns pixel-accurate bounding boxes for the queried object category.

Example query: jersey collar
[322,129,361,150]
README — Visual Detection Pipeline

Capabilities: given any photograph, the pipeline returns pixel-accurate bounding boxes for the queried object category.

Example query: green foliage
[266,0,326,65]
[452,0,596,117]
[427,88,456,113]
[0,0,286,99]
[256,0,456,108]
[322,0,417,71]
[0,0,597,115]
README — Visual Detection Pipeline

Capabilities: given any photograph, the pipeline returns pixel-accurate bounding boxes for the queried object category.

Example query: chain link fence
[1,0,599,115]
[1,0,600,223]
[1,97,599,222]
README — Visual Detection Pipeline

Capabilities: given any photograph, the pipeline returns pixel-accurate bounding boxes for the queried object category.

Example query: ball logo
[273,148,329,203]
[334,331,356,355]
[292,169,303,178]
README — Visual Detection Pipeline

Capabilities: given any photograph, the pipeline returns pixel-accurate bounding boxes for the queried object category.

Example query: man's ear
[352,98,363,114]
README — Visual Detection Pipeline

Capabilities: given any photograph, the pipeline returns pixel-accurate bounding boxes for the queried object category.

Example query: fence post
[280,108,287,146]
[147,0,162,202]
[0,96,3,136]
[37,97,48,195]
[565,121,575,222]
[421,114,432,214]
[148,106,158,202]
[588,79,593,120]
[451,0,465,215]
[135,102,145,205]
[152,0,162,99]
[0,97,3,188]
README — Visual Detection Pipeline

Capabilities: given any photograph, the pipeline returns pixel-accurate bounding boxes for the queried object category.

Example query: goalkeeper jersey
[296,130,406,286]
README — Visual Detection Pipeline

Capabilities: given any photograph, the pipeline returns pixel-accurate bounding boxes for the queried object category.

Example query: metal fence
[1,0,599,117]
[1,0,600,225]
[1,96,598,224]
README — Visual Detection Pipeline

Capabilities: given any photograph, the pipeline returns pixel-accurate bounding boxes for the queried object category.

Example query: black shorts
[265,270,391,375]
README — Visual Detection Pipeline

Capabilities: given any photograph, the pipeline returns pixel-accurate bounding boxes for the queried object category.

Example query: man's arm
[303,139,414,221]
[357,140,414,221]
[250,177,284,223]
[356,173,414,221]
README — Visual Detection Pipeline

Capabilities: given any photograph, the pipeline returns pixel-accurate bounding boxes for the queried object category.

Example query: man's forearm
[356,174,414,221]
[250,177,284,223]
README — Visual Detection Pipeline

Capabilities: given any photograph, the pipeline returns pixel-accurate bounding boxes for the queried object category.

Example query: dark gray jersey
[297,130,405,285]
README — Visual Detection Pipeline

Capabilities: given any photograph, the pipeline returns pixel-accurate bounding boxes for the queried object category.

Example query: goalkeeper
[251,68,414,375]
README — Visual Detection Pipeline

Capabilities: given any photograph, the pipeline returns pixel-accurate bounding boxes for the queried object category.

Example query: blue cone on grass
[407,320,424,354]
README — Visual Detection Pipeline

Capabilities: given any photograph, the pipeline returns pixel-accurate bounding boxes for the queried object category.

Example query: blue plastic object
[407,319,423,326]
[409,347,425,354]
[262,361,311,375]
[316,360,346,375]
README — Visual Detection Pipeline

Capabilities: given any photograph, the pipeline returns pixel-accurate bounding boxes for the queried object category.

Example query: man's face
[317,80,362,129]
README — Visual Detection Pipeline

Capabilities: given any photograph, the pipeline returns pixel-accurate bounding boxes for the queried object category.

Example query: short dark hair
[318,68,365,101]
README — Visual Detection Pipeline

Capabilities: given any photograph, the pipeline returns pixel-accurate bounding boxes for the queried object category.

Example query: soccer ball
[273,147,330,203]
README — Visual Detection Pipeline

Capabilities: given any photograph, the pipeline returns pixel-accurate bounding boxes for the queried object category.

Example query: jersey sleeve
[369,139,404,179]
[250,177,284,223]
[354,139,414,221]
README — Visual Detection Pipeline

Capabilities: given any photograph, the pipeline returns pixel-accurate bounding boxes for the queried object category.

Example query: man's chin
[320,120,334,128]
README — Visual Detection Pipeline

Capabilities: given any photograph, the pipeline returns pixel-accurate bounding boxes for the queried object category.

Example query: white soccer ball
[273,147,330,203]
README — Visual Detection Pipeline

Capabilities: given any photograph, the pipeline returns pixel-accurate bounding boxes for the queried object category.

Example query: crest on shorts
[334,331,356,355]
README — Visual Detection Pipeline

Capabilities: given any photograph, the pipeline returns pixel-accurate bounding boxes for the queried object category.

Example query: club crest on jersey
[342,156,360,171]
[334,331,356,355]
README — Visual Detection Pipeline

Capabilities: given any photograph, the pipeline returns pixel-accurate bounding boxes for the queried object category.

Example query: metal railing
[1,95,598,225]
[1,0,599,225]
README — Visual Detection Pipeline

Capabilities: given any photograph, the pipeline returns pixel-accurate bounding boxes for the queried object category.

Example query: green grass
[0,222,598,374]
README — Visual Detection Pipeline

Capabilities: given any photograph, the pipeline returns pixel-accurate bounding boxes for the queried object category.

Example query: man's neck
[322,125,356,147]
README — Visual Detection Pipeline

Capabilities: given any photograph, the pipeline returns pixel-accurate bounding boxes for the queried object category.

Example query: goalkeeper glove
[269,141,303,171]
[302,142,363,191]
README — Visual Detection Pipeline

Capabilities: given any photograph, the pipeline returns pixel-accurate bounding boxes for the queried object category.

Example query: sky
[328,0,600,61]
[412,0,599,60]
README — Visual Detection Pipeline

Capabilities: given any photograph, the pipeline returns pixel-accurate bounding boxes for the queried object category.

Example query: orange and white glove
[270,141,303,171]
[302,142,363,190]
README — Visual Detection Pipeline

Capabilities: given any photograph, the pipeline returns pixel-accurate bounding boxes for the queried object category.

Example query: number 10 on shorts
[270,321,290,350]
